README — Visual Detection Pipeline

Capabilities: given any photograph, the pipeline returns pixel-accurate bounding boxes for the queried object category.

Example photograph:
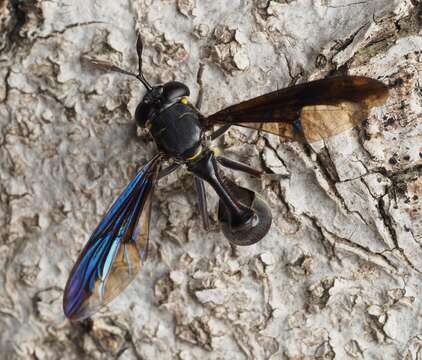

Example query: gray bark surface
[0,0,421,359]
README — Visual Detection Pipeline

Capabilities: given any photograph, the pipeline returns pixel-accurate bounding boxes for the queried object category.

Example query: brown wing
[238,122,304,141]
[205,76,389,142]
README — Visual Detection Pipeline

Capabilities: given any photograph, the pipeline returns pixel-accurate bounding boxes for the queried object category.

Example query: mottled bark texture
[0,0,421,359]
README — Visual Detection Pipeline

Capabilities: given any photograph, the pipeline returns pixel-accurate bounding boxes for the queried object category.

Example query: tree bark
[0,0,421,359]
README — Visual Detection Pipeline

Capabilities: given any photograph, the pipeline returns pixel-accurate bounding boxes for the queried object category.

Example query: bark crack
[33,21,104,41]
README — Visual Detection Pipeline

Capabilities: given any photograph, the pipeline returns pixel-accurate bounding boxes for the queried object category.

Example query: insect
[63,36,389,320]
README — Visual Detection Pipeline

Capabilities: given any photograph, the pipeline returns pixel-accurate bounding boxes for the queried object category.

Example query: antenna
[86,34,153,92]
[136,34,153,91]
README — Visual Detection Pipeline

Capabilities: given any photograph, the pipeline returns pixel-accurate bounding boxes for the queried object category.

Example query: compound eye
[162,81,190,103]
[135,102,152,128]
[180,96,189,104]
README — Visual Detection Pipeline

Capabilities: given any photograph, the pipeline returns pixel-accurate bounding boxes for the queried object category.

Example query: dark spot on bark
[390,78,404,88]
[384,117,395,126]
[65,107,77,121]
[124,331,133,342]
[303,145,313,158]
[9,1,41,40]
[79,318,94,332]
[399,100,407,110]
[396,182,408,195]
[362,131,371,141]
[315,54,327,68]
[388,157,398,165]
[403,155,410,161]
[10,0,28,32]
[361,119,371,140]
[2,0,43,53]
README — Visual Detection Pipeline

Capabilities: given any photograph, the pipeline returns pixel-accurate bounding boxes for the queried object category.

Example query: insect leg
[216,156,262,178]
[157,162,181,180]
[188,151,271,245]
[209,124,231,140]
[188,151,253,227]
[194,176,210,230]
[196,63,205,110]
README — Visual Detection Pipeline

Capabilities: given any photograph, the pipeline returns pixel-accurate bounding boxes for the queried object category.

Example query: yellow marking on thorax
[210,147,221,156]
[180,97,189,104]
[186,146,202,161]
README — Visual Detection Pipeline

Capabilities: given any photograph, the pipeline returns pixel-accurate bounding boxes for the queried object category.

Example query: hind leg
[216,156,262,178]
[194,176,210,230]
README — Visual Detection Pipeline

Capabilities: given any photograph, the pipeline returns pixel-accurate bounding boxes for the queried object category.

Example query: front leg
[157,162,181,180]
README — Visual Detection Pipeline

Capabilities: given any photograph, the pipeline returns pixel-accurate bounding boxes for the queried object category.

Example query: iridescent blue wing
[63,155,162,321]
